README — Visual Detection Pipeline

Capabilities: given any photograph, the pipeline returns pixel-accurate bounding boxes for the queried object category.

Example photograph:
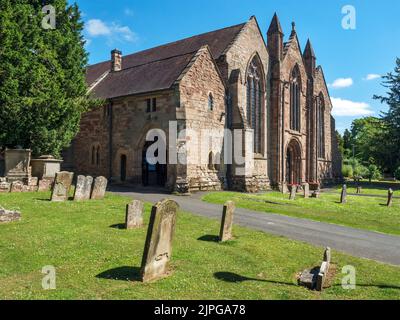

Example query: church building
[63,14,342,193]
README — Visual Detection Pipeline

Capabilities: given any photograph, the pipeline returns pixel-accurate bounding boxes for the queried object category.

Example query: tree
[374,57,400,172]
[342,129,352,158]
[0,0,99,157]
[336,130,345,157]
[367,164,382,183]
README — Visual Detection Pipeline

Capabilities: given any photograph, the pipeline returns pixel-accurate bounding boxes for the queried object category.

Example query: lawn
[0,192,399,300]
[202,189,400,236]
[330,180,400,196]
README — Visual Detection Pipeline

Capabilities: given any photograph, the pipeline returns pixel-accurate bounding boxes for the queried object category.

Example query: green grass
[332,180,400,196]
[0,192,399,300]
[202,189,400,236]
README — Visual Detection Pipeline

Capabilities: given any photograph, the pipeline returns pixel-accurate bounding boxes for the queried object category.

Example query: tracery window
[290,66,301,132]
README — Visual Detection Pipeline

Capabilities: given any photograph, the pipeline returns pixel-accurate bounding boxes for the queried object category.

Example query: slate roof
[87,23,246,99]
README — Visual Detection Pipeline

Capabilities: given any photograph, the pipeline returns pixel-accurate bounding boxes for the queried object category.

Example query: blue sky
[70,0,400,133]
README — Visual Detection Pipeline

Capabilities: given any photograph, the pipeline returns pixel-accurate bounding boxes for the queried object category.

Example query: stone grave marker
[126,200,144,229]
[387,188,394,207]
[38,179,53,192]
[303,183,310,198]
[90,176,108,200]
[356,186,362,194]
[140,199,179,282]
[219,201,235,242]
[0,207,21,223]
[340,184,347,204]
[0,182,11,193]
[74,175,93,201]
[289,186,296,200]
[50,171,74,202]
[299,247,332,291]
[10,181,24,193]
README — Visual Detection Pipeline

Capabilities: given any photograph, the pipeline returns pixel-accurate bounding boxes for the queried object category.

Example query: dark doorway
[286,140,301,185]
[120,154,127,182]
[142,141,167,187]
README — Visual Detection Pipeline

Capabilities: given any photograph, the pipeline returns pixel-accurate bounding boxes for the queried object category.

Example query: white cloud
[86,19,111,36]
[85,19,138,43]
[331,97,374,117]
[363,74,381,81]
[329,78,354,89]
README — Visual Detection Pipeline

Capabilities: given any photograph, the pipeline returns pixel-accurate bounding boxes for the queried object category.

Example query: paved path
[110,187,400,266]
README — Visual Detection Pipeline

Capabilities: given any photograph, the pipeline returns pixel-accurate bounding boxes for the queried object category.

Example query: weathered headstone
[311,191,320,198]
[73,175,93,201]
[323,247,331,263]
[356,186,362,194]
[140,199,179,282]
[0,207,21,223]
[289,186,296,200]
[299,247,332,291]
[387,188,394,207]
[303,183,310,198]
[90,176,108,200]
[340,184,347,204]
[50,171,74,202]
[125,200,144,229]
[219,201,235,242]
[0,182,11,193]
[38,179,53,192]
[10,181,24,193]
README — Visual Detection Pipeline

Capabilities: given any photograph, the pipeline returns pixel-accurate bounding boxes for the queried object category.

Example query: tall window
[246,56,263,154]
[290,67,301,132]
[317,94,325,158]
[208,93,214,111]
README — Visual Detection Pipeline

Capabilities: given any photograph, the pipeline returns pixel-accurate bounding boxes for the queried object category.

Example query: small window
[152,98,157,112]
[96,146,100,166]
[208,93,214,111]
[91,146,95,165]
[208,152,215,170]
[146,99,151,113]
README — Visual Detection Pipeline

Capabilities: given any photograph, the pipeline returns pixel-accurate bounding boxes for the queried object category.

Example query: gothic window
[208,93,214,111]
[91,146,95,165]
[96,146,100,166]
[208,152,215,171]
[317,94,325,158]
[290,66,301,132]
[246,56,264,154]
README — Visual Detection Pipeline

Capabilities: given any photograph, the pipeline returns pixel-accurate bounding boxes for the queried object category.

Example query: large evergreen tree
[0,0,97,157]
[374,58,400,172]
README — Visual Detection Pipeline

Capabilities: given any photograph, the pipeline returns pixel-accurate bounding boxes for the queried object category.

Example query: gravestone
[340,185,347,204]
[303,183,310,198]
[311,191,320,198]
[289,186,296,200]
[125,200,144,229]
[10,181,24,193]
[387,188,394,207]
[38,179,53,192]
[0,207,21,223]
[140,199,179,282]
[90,176,108,200]
[356,186,362,194]
[74,175,93,201]
[0,182,11,193]
[50,171,74,202]
[299,247,332,291]
[219,201,235,242]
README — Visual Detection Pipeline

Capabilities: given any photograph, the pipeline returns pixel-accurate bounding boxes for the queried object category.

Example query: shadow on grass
[109,223,126,229]
[214,272,296,286]
[96,266,141,282]
[331,283,400,290]
[197,235,220,242]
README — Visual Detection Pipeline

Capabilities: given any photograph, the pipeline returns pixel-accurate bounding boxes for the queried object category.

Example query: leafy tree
[374,58,400,172]
[342,129,352,158]
[336,130,344,156]
[395,167,400,180]
[0,0,99,157]
[367,164,382,183]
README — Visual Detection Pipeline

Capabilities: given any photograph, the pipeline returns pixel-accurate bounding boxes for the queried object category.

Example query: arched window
[96,146,100,166]
[290,66,301,132]
[246,56,264,154]
[208,152,215,171]
[208,93,214,111]
[317,94,325,158]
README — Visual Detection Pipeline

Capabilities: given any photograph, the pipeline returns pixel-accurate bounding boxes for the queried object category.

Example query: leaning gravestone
[289,186,296,200]
[140,199,179,282]
[299,247,331,291]
[0,206,21,223]
[90,176,108,200]
[387,188,394,207]
[219,201,235,242]
[303,183,310,199]
[340,184,347,204]
[50,171,74,202]
[356,186,362,194]
[126,200,144,229]
[74,175,93,201]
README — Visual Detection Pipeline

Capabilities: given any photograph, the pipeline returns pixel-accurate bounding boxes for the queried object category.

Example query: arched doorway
[142,141,167,187]
[286,140,302,185]
[120,154,127,182]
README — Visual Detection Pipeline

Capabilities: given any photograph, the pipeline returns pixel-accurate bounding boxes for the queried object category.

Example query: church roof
[87,23,246,99]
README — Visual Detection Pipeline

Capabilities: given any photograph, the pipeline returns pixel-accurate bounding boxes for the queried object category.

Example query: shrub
[367,164,382,182]
[395,167,400,180]
[342,164,353,178]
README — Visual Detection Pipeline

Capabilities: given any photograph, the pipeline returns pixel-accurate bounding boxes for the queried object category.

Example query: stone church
[63,14,342,193]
